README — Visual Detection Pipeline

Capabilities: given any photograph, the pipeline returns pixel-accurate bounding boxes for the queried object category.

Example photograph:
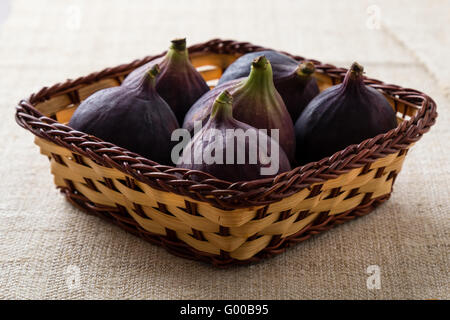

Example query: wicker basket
[15,39,437,267]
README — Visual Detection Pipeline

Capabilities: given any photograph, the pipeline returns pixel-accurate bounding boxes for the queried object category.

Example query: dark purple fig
[218,50,299,85]
[122,38,210,124]
[274,61,320,121]
[177,91,291,182]
[69,65,179,165]
[183,56,296,162]
[218,51,320,121]
[295,62,398,165]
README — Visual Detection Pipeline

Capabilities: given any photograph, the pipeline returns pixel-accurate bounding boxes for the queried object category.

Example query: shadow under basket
[15,39,437,267]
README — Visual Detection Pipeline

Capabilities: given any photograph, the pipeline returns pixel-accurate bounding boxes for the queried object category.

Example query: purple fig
[69,65,179,165]
[123,38,210,124]
[218,50,299,84]
[295,62,398,164]
[274,61,320,121]
[218,51,320,121]
[183,56,296,162]
[177,91,291,182]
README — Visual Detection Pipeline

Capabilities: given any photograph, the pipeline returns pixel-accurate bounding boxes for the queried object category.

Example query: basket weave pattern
[15,39,437,266]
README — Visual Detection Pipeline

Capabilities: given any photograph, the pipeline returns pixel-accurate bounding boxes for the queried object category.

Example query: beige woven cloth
[0,0,448,300]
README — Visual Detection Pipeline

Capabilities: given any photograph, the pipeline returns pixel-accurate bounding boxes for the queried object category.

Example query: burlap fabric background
[0,0,448,299]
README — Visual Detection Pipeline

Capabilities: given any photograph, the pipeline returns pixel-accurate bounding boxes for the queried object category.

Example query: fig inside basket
[15,39,437,267]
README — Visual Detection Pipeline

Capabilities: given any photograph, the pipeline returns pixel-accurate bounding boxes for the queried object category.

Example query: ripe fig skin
[183,56,296,162]
[122,38,210,125]
[177,91,291,182]
[182,79,242,133]
[294,62,398,165]
[218,51,320,121]
[69,66,179,165]
[275,62,320,121]
[218,50,298,84]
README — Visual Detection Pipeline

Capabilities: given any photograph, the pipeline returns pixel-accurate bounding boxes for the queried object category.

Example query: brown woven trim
[61,185,390,268]
[15,39,438,209]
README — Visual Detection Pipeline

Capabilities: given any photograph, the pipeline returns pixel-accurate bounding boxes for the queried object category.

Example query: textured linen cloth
[0,0,448,300]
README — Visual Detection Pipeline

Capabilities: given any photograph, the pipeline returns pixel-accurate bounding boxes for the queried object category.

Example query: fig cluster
[69,39,398,183]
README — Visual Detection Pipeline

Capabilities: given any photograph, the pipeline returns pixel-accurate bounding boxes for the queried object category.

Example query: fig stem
[350,62,364,77]
[137,64,160,93]
[240,55,275,93]
[342,62,366,90]
[170,38,187,51]
[297,61,315,77]
[147,64,160,79]
[251,55,269,69]
[211,91,233,120]
[165,38,189,65]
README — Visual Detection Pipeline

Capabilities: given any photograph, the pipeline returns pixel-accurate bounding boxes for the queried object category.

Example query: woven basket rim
[15,38,437,209]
